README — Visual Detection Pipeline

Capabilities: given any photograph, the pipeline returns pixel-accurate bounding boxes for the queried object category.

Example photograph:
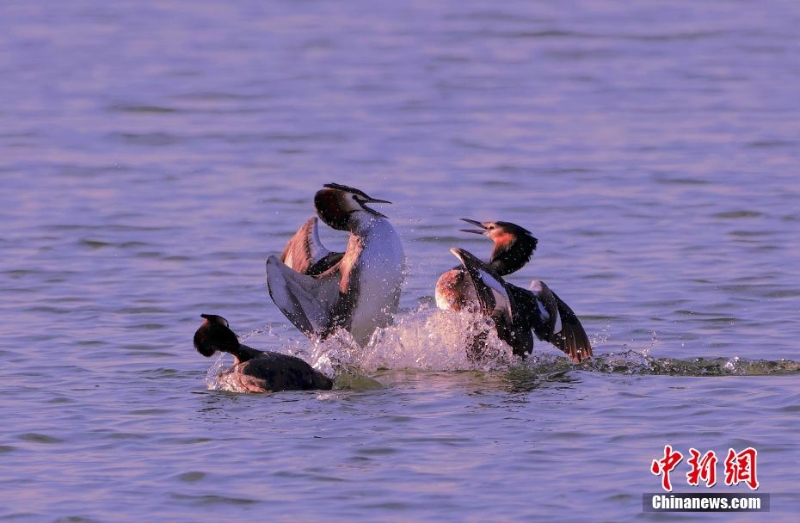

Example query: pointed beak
[366,196,392,205]
[459,218,487,235]
[361,195,391,218]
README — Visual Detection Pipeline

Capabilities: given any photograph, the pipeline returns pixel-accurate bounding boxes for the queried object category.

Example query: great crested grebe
[439,220,591,363]
[194,314,333,392]
[266,183,405,347]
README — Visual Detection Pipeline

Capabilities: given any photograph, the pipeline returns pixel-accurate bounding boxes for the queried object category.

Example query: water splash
[309,306,518,375]
[205,352,229,391]
[237,325,271,342]
[205,306,800,391]
[582,350,800,377]
[590,322,613,347]
[204,306,520,391]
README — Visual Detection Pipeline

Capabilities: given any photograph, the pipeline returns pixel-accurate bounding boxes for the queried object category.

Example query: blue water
[1,1,799,521]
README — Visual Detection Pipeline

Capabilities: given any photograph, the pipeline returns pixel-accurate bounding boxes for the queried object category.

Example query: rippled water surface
[2,1,799,521]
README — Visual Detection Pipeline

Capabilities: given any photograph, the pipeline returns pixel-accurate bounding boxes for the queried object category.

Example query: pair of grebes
[193,183,592,392]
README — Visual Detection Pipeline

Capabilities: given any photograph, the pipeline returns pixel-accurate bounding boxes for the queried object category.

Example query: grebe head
[193,313,239,357]
[314,183,392,230]
[460,219,536,246]
[460,219,538,276]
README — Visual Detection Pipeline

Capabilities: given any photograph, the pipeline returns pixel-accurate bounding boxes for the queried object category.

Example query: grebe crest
[194,313,237,358]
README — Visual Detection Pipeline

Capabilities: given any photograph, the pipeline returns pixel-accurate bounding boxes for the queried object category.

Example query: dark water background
[1,1,799,521]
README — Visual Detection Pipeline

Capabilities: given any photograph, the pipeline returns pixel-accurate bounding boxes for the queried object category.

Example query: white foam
[309,305,518,373]
[205,352,230,391]
[206,305,528,391]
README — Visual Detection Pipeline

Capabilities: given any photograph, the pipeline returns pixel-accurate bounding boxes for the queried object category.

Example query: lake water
[1,1,799,521]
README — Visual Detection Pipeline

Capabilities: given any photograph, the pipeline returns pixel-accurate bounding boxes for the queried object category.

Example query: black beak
[361,195,391,218]
[459,218,487,235]
[366,196,392,205]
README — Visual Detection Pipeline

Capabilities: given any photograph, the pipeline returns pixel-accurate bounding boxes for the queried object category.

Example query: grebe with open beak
[435,219,538,311]
[438,220,591,363]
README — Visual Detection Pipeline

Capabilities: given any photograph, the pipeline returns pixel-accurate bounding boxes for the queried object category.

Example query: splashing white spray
[310,306,519,375]
[205,305,525,391]
[205,352,229,391]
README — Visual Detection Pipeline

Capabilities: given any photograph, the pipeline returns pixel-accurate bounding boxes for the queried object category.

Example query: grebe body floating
[440,219,591,363]
[193,314,332,392]
[266,183,405,347]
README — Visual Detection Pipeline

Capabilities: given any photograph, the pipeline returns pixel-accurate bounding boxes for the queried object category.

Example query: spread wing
[526,280,592,363]
[449,248,513,323]
[280,217,344,276]
[266,255,341,338]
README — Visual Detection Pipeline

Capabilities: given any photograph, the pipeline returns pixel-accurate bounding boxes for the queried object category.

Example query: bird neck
[347,210,382,234]
[488,237,536,276]
[230,343,263,364]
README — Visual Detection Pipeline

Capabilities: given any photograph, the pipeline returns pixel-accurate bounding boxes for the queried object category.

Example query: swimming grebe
[266,183,405,347]
[193,314,333,392]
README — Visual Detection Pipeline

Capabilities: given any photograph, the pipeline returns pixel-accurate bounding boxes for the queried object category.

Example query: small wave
[584,351,800,377]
